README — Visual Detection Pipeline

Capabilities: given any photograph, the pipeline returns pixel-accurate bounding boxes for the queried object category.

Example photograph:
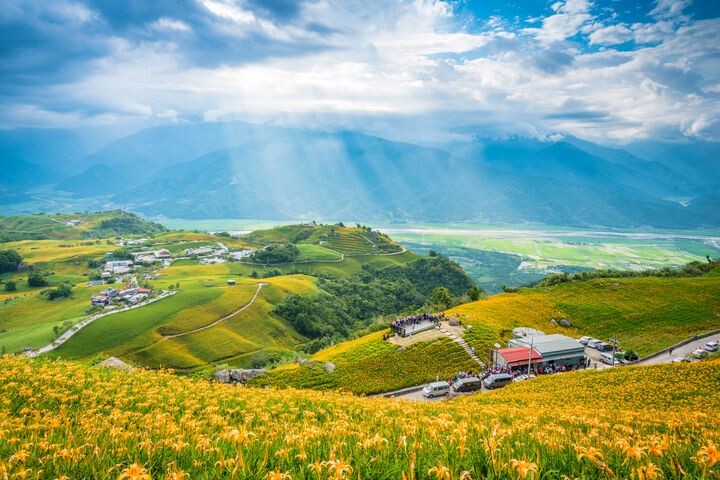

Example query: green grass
[450,275,720,359]
[50,274,315,370]
[259,269,720,394]
[295,243,343,261]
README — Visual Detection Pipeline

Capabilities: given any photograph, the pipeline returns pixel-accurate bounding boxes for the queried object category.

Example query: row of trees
[249,243,300,264]
[537,258,719,287]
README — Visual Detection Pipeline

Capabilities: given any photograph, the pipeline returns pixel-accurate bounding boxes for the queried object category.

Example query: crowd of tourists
[390,312,445,336]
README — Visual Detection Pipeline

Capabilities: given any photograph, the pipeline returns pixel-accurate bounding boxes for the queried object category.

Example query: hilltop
[0,210,166,242]
[0,355,718,479]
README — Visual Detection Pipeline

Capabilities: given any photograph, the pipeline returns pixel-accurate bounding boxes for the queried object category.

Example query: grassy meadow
[451,273,720,360]
[1,355,718,479]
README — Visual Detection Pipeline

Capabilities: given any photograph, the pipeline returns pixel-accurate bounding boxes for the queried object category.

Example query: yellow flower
[266,468,292,480]
[575,446,604,465]
[325,459,353,480]
[634,463,662,480]
[695,442,720,467]
[428,464,451,480]
[118,463,152,480]
[510,459,538,479]
[307,461,325,475]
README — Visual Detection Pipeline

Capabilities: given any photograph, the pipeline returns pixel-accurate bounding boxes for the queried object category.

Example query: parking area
[391,332,720,402]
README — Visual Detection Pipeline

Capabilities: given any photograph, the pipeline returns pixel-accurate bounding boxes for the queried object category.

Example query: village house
[104,260,133,275]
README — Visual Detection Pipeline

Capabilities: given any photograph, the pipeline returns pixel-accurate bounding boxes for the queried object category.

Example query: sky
[1,0,719,144]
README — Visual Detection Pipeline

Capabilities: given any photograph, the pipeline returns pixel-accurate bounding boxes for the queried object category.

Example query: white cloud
[6,0,719,143]
[152,17,192,33]
[523,0,593,44]
[588,24,632,45]
[650,0,692,20]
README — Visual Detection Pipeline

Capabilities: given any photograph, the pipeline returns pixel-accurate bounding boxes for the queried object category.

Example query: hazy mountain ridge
[1,122,718,228]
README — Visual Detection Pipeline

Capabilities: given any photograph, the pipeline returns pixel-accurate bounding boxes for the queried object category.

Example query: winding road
[162,282,268,339]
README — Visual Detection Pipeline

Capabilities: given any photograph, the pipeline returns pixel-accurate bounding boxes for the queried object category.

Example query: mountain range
[1,122,719,228]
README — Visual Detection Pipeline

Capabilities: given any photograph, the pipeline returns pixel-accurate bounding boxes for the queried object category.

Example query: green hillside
[244,223,403,255]
[1,216,471,373]
[257,264,720,394]
[0,210,166,242]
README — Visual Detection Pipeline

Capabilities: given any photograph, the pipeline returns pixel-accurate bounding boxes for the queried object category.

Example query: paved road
[636,332,720,365]
[28,291,177,357]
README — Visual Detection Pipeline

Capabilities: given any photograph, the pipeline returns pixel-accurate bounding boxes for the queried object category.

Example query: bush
[47,283,72,300]
[27,272,48,287]
[4,281,17,292]
[0,250,22,274]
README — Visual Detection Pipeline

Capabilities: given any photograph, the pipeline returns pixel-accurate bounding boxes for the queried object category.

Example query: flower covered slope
[1,356,719,479]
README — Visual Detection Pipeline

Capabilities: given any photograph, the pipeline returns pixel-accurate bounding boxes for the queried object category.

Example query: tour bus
[422,381,451,398]
[482,373,513,390]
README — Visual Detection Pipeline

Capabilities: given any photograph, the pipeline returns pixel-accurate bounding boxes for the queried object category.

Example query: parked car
[482,373,513,390]
[704,341,719,352]
[692,349,708,359]
[672,357,690,363]
[587,339,603,349]
[512,374,536,383]
[600,352,625,365]
[595,342,614,352]
[422,381,451,398]
[452,377,483,393]
[578,336,592,345]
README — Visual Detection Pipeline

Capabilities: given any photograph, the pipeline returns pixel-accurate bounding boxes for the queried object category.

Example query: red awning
[497,346,542,367]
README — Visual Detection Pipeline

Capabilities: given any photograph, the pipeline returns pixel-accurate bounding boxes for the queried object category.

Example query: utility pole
[527,337,534,376]
[609,336,620,367]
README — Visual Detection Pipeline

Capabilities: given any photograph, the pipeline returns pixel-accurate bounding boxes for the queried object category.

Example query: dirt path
[162,283,268,339]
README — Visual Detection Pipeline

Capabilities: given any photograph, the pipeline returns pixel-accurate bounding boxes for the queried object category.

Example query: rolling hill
[0,211,166,242]
[1,220,470,372]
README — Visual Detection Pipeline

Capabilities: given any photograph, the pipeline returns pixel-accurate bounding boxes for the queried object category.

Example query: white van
[422,381,451,398]
[600,352,619,365]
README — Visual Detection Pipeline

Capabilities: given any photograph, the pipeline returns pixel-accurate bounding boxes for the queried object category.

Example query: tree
[53,325,61,337]
[467,286,482,301]
[0,250,22,273]
[47,283,72,300]
[28,272,48,287]
[430,287,454,309]
[4,281,17,292]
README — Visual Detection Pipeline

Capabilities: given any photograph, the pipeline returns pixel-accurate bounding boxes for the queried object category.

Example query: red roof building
[495,346,542,368]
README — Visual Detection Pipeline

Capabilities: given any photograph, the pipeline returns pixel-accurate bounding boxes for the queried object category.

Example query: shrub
[27,272,48,287]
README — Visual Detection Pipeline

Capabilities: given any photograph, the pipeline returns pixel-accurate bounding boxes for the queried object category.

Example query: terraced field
[250,331,479,394]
